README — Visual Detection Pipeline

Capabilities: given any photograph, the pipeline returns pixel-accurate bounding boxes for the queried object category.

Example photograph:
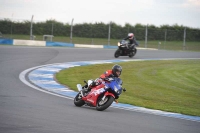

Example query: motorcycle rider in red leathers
[100,64,122,79]
[85,64,122,92]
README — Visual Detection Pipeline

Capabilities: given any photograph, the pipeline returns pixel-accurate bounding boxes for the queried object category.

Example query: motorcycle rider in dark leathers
[124,33,139,49]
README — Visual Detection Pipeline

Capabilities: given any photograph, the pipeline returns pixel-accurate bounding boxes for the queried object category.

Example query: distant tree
[0,19,199,41]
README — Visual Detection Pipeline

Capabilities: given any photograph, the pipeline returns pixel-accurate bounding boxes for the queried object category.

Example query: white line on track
[19,58,200,122]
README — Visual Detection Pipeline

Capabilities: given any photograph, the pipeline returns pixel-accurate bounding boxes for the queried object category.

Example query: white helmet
[128,33,134,39]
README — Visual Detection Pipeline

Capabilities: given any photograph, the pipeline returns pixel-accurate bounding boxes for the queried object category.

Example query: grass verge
[56,59,200,116]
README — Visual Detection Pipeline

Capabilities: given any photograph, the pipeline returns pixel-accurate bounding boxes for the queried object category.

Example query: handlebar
[104,77,114,82]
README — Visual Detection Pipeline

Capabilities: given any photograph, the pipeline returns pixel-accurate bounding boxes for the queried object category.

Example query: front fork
[101,92,118,103]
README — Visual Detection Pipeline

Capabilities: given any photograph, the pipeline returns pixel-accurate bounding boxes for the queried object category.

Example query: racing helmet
[112,64,122,77]
[128,33,134,39]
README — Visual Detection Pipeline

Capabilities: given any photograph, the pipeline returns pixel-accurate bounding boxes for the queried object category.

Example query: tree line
[0,19,200,41]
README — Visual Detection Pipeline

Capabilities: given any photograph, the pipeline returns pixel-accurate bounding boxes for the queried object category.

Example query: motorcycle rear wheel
[129,48,137,58]
[74,92,85,107]
[96,96,114,111]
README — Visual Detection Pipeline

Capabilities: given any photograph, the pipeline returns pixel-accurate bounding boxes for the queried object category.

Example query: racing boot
[83,81,98,95]
[83,84,94,95]
[82,88,89,95]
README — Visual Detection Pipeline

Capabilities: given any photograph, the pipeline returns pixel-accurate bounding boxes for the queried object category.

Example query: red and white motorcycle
[74,77,126,111]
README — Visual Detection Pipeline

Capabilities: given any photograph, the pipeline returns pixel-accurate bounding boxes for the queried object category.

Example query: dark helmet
[112,64,122,77]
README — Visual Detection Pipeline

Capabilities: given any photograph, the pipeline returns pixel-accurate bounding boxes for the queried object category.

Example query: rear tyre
[128,52,134,58]
[96,96,114,111]
[74,92,85,107]
[129,48,137,58]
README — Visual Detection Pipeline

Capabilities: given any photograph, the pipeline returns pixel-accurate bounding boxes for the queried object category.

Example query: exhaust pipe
[77,84,82,91]
[77,84,84,97]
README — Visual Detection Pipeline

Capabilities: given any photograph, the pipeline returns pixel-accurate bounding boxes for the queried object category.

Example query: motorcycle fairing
[82,84,106,106]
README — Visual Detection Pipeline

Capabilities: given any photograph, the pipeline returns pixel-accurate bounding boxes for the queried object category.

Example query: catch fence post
[183,27,186,50]
[145,24,148,48]
[108,21,111,46]
[70,18,74,43]
[30,15,34,40]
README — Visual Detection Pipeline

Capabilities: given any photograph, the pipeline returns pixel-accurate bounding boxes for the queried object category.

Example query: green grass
[3,34,200,51]
[56,59,200,116]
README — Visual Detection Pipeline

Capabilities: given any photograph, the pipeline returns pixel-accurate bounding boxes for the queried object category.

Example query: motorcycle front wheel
[114,49,120,58]
[96,96,114,111]
[74,92,85,107]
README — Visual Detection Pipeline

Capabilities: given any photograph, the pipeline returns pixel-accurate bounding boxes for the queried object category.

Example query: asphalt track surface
[0,45,200,133]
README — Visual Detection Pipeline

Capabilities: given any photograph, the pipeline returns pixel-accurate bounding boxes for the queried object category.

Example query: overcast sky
[0,0,200,28]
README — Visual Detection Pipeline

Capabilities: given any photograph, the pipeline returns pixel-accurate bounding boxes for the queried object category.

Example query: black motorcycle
[114,40,137,58]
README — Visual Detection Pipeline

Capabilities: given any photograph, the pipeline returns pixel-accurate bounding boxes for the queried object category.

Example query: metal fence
[0,18,200,51]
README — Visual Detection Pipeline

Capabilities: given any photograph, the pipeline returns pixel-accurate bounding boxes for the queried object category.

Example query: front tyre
[96,96,114,111]
[74,92,85,107]
[114,49,120,58]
